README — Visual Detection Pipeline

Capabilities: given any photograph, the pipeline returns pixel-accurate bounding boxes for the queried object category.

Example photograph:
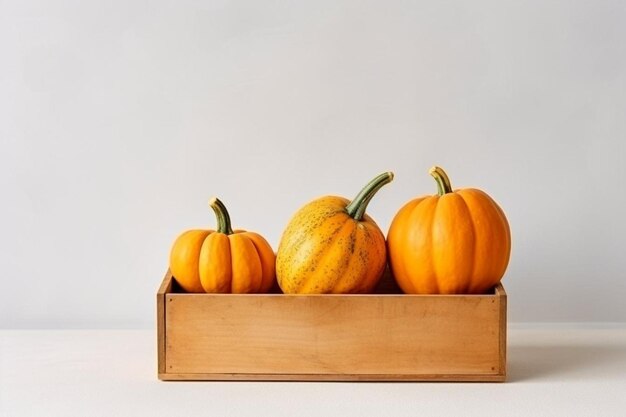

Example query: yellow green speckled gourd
[276,172,394,294]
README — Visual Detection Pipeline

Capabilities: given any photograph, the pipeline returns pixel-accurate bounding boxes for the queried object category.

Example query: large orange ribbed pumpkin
[276,172,394,294]
[169,198,275,293]
[387,167,511,294]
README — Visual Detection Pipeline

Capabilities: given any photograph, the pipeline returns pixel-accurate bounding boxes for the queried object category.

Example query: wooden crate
[157,269,506,382]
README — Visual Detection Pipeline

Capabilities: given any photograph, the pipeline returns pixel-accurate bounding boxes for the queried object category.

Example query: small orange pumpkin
[276,172,394,294]
[387,167,511,294]
[169,198,276,293]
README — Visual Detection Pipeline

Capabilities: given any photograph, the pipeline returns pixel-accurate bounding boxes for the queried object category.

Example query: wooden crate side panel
[165,293,501,376]
[498,284,507,378]
[157,270,173,376]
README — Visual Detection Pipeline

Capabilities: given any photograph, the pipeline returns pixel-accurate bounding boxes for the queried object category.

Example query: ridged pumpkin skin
[169,198,276,293]
[387,167,511,294]
[276,172,393,294]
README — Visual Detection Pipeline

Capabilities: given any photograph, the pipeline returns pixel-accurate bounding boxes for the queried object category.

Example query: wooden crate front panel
[164,292,502,377]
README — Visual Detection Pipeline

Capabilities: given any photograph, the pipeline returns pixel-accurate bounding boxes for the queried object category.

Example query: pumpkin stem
[209,197,234,235]
[429,166,453,196]
[346,172,394,221]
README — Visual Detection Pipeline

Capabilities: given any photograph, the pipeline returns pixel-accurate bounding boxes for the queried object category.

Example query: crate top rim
[158,270,506,298]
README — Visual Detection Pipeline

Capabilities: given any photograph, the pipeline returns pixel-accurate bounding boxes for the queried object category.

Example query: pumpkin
[276,172,394,294]
[169,197,276,293]
[387,166,511,294]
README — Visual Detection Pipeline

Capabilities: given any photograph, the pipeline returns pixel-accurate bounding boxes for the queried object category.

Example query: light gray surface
[1,0,626,328]
[1,328,625,416]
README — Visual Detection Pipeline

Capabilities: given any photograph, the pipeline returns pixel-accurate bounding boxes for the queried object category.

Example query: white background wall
[1,0,625,328]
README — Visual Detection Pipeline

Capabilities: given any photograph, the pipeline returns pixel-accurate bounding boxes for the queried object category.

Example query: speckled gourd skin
[276,173,393,294]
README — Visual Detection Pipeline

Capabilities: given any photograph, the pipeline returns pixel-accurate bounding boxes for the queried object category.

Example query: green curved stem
[346,172,394,221]
[209,197,234,235]
[429,166,453,196]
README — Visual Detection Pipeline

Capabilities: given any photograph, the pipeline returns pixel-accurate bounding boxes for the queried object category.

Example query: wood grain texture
[158,270,506,381]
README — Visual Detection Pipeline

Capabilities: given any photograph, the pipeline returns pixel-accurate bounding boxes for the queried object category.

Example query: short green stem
[429,166,453,196]
[345,172,394,221]
[209,197,234,235]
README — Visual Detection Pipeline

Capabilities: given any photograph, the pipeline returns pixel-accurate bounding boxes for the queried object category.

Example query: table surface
[1,327,625,417]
